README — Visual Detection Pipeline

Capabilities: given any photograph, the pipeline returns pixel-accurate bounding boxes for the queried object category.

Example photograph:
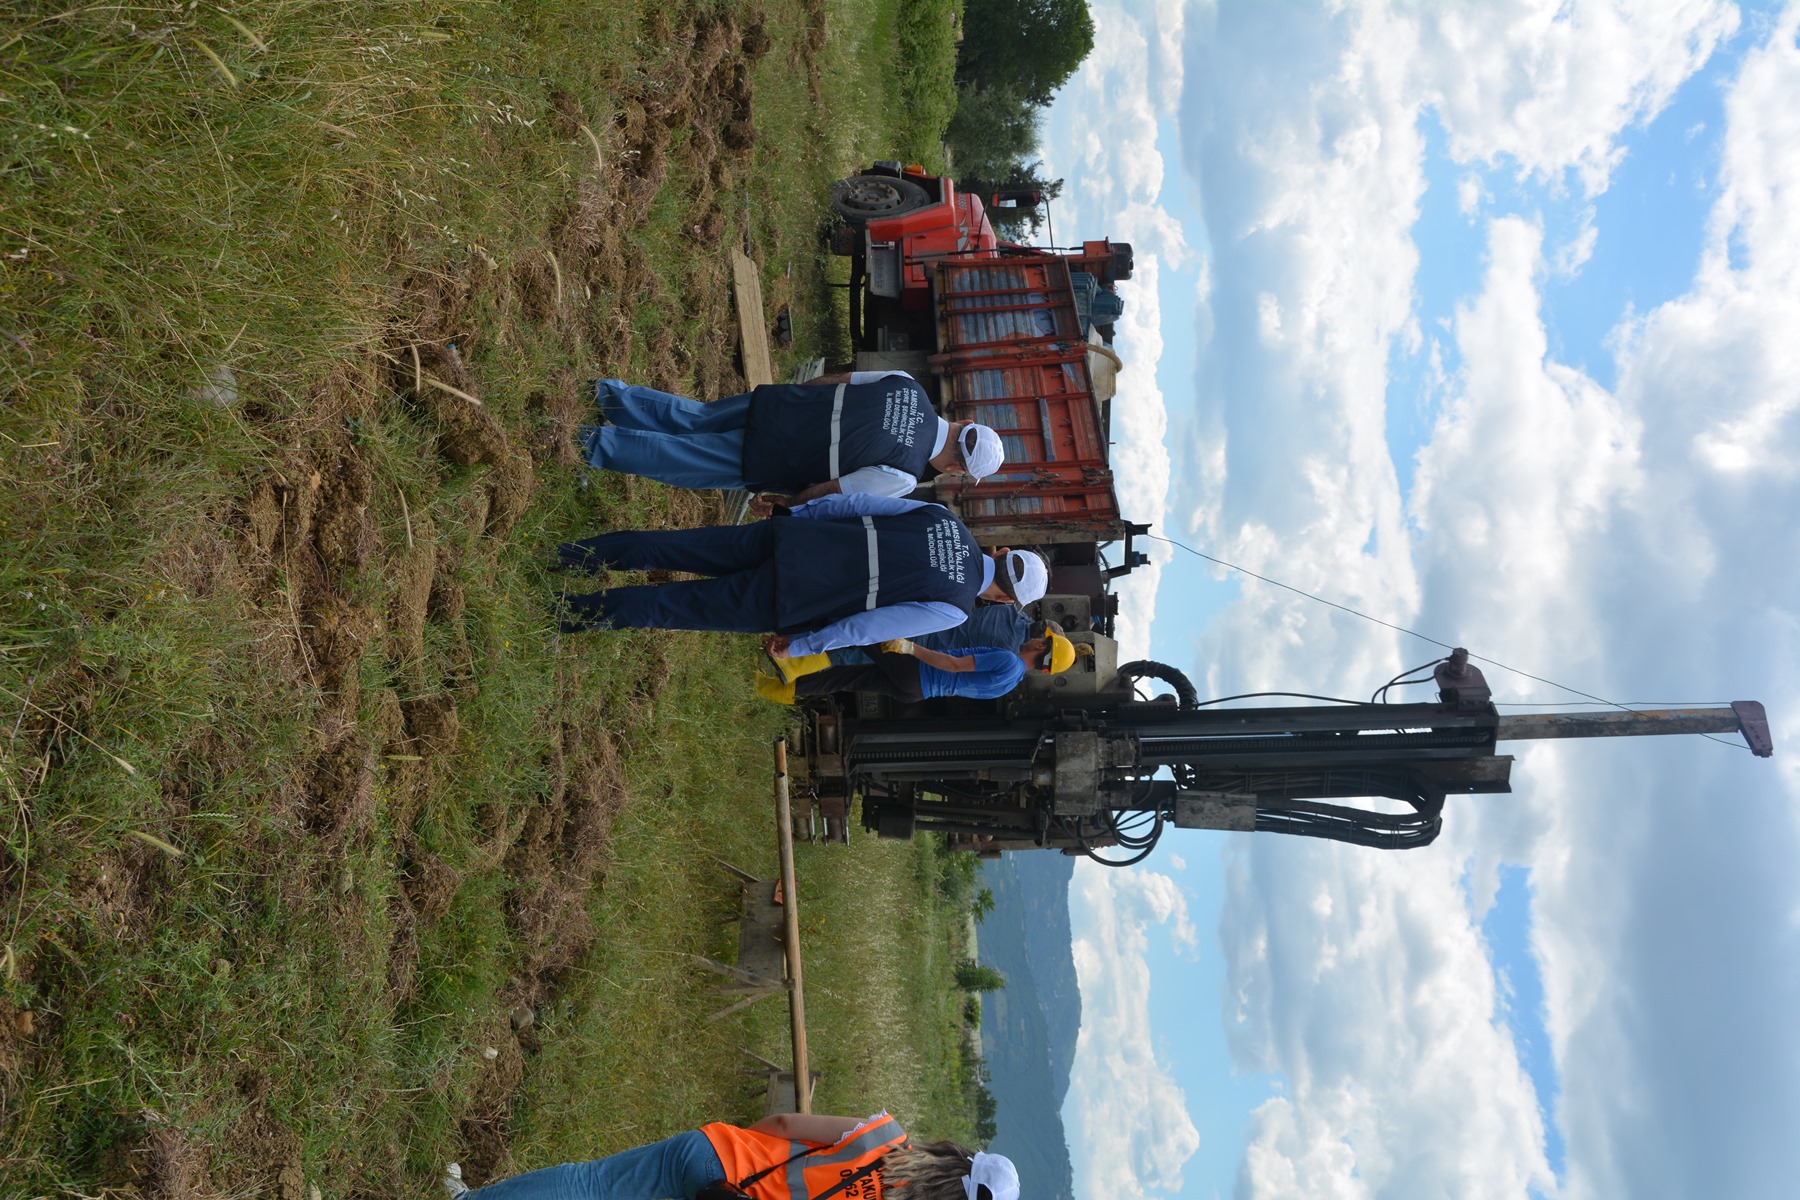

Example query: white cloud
[1067,864,1204,1200]
[1154,2,1800,1199]
[1550,205,1599,276]
[1523,9,1800,1196]
[1141,0,1189,115]
[1045,1,1188,662]
[1411,0,1739,194]
[1456,172,1488,218]
[1222,839,1554,1199]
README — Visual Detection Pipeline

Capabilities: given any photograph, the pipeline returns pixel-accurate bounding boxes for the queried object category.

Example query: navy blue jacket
[771,503,983,634]
[741,379,938,491]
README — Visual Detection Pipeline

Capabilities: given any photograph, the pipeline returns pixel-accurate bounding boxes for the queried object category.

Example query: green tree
[945,81,1044,183]
[957,0,1096,106]
[971,886,996,923]
[954,960,1007,992]
[974,1083,999,1145]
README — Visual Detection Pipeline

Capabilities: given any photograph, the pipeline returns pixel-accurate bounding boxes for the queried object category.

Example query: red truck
[827,162,1149,634]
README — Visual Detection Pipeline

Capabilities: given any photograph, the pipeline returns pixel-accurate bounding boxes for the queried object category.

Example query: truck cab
[829,163,1002,340]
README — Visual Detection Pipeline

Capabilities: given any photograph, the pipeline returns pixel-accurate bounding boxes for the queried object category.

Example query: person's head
[881,1144,1019,1200]
[977,547,1049,606]
[941,421,1004,482]
[1019,631,1078,675]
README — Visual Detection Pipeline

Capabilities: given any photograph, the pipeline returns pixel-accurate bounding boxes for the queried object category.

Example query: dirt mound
[303,722,377,842]
[71,839,165,945]
[130,1125,215,1200]
[403,850,462,924]
[385,511,439,673]
[222,1071,306,1200]
[457,1030,526,1185]
[385,342,535,539]
[505,727,629,994]
[402,693,461,760]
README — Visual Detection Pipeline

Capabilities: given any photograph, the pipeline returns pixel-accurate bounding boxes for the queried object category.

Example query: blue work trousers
[468,1130,725,1200]
[556,523,779,634]
[582,380,754,490]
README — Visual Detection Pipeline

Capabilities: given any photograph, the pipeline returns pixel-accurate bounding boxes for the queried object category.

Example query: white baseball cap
[1004,549,1048,606]
[961,1153,1020,1200]
[959,423,1005,481]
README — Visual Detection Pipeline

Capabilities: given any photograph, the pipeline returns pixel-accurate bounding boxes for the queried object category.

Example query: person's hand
[765,634,792,658]
[747,493,785,519]
[880,639,915,656]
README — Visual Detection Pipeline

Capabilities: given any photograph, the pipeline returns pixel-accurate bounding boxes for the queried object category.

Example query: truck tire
[831,174,929,227]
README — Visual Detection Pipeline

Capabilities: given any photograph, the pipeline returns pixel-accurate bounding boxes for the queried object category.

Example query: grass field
[0,0,969,1195]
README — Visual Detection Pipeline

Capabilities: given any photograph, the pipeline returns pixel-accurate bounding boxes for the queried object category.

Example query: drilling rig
[794,631,1774,863]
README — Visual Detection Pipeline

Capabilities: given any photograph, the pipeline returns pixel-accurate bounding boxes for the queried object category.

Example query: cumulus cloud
[1222,835,1554,1199]
[1163,2,1800,1198]
[1410,0,1739,194]
[1067,864,1204,1200]
[1044,1,1188,661]
[1520,10,1800,1195]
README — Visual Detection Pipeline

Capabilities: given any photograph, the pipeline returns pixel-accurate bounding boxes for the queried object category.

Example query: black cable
[1372,656,1448,704]
[1188,690,1370,708]
[1072,811,1164,867]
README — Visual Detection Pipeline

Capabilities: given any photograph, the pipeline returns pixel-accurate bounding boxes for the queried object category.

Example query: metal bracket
[1732,700,1775,757]
[1172,792,1258,832]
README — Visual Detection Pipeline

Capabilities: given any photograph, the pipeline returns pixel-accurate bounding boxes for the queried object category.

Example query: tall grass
[0,0,974,1192]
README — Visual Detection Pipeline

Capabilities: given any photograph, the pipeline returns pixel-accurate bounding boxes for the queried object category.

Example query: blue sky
[1038,3,1800,1198]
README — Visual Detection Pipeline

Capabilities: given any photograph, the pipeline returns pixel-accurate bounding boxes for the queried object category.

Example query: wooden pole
[773,736,812,1112]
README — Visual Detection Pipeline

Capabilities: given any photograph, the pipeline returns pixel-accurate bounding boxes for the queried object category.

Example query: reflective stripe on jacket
[770,504,983,634]
[700,1114,910,1200]
[741,380,937,491]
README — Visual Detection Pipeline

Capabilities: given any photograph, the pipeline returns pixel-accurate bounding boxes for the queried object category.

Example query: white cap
[962,1153,1020,1200]
[1004,549,1048,606]
[959,423,1005,481]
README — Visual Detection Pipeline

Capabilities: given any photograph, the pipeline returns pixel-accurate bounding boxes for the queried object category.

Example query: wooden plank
[731,249,775,388]
[773,737,811,1112]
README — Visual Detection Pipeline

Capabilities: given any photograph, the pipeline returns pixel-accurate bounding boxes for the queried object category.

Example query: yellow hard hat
[1044,632,1077,675]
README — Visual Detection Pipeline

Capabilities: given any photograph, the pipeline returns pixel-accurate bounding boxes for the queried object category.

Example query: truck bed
[928,257,1123,546]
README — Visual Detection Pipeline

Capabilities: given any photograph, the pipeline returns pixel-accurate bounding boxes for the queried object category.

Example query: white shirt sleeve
[785,602,968,655]
[835,464,921,497]
[848,369,920,385]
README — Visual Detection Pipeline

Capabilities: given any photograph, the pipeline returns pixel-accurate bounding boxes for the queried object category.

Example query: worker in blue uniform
[580,372,1006,502]
[755,631,1081,704]
[820,603,1053,669]
[552,493,1051,655]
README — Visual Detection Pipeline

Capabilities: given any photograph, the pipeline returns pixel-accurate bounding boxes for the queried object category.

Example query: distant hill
[976,853,1080,1200]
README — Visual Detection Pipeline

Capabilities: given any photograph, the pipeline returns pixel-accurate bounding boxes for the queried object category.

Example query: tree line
[946,0,1094,235]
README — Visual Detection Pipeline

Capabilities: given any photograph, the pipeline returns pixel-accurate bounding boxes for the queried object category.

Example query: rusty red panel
[929,256,1126,541]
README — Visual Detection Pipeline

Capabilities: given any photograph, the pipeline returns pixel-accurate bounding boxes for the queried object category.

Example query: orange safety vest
[701,1114,910,1200]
